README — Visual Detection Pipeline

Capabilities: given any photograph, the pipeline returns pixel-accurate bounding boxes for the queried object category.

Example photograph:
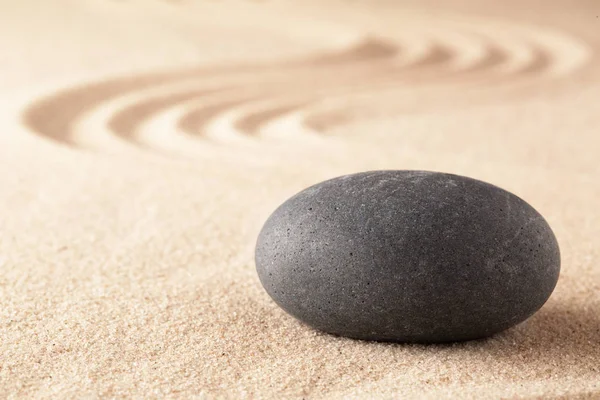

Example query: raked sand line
[235,102,312,137]
[108,88,227,145]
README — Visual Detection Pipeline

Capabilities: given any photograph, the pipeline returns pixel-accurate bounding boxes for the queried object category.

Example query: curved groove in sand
[515,46,553,75]
[177,97,263,136]
[235,102,311,136]
[458,42,507,72]
[304,110,353,133]
[108,88,228,142]
[305,37,400,65]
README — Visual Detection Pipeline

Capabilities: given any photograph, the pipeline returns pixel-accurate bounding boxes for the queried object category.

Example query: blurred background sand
[1,0,599,398]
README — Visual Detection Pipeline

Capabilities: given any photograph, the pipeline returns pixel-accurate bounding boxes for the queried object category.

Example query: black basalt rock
[255,170,560,343]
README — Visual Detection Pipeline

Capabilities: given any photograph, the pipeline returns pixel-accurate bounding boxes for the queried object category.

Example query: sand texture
[1,0,599,398]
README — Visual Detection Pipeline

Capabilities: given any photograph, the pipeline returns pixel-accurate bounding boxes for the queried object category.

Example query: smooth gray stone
[255,170,560,343]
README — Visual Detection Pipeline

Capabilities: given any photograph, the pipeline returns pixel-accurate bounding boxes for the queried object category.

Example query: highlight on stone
[255,170,560,343]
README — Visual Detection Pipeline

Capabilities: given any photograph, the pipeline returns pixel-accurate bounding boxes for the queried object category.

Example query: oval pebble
[255,170,560,343]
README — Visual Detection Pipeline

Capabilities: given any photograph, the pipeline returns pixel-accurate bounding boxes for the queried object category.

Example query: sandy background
[1,0,599,398]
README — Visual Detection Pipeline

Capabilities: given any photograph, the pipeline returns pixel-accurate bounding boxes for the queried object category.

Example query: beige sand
[1,0,599,398]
